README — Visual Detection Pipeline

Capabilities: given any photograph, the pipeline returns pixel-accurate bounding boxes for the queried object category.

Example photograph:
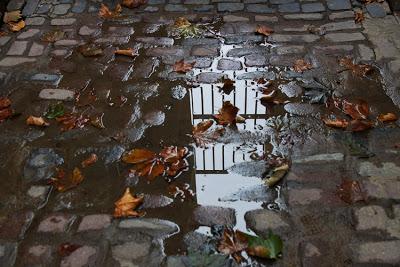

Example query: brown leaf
[122,0,147,8]
[0,97,13,123]
[192,120,224,147]
[122,149,157,164]
[41,30,65,43]
[50,167,84,192]
[115,48,138,57]
[255,25,274,36]
[174,17,191,28]
[293,59,312,73]
[58,243,81,257]
[173,60,195,73]
[341,99,369,120]
[159,146,188,163]
[8,20,25,32]
[26,116,50,127]
[219,78,235,94]
[0,97,11,109]
[90,113,105,129]
[354,11,365,23]
[323,117,349,129]
[378,113,398,122]
[3,11,22,23]
[214,101,240,126]
[260,88,277,102]
[133,160,165,180]
[114,188,145,218]
[218,228,248,263]
[56,113,90,132]
[349,119,374,132]
[81,153,98,168]
[339,57,373,76]
[98,4,122,19]
[78,43,103,57]
[336,179,366,204]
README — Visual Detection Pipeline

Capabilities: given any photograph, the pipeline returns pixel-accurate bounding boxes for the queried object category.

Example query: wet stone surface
[0,0,399,266]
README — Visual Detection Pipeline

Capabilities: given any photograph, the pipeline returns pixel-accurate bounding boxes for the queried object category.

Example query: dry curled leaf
[214,101,241,126]
[50,167,84,192]
[218,228,248,263]
[115,48,138,57]
[8,20,25,32]
[255,25,274,36]
[98,4,122,19]
[26,116,49,127]
[122,0,147,8]
[41,30,65,43]
[114,188,145,218]
[378,113,398,122]
[81,153,98,168]
[354,11,365,23]
[3,11,22,23]
[339,57,373,76]
[56,113,90,132]
[323,118,349,129]
[293,59,312,73]
[337,179,366,204]
[173,60,195,73]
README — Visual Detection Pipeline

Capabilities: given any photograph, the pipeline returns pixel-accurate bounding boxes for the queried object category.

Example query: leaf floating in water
[49,167,84,192]
[114,187,145,218]
[214,101,243,126]
[56,113,90,132]
[323,117,349,129]
[336,178,366,204]
[192,120,224,147]
[339,57,373,76]
[217,228,248,263]
[219,78,235,95]
[41,30,65,43]
[78,43,103,57]
[90,113,105,129]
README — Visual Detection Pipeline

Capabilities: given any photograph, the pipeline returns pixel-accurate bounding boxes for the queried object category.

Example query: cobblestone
[7,41,28,56]
[17,29,40,39]
[269,34,320,43]
[289,188,322,205]
[218,3,245,12]
[283,13,324,20]
[60,246,97,267]
[37,214,76,233]
[0,37,11,46]
[302,2,325,13]
[39,89,74,100]
[26,17,46,26]
[351,241,400,264]
[245,209,289,234]
[0,57,36,67]
[51,18,76,26]
[193,205,236,226]
[325,32,365,42]
[279,3,300,13]
[247,4,275,13]
[327,0,351,10]
[78,214,112,231]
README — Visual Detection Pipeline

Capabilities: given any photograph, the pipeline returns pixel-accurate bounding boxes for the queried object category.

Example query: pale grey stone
[325,32,365,42]
[17,29,40,39]
[39,89,74,101]
[7,41,28,56]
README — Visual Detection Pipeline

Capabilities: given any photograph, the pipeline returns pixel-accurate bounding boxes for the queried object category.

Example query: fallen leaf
[26,116,49,127]
[0,32,8,37]
[192,120,224,147]
[134,160,165,180]
[293,59,312,73]
[219,78,235,95]
[237,230,283,260]
[3,11,22,23]
[167,183,195,200]
[323,117,349,129]
[50,167,84,192]
[354,11,365,23]
[339,57,373,76]
[217,228,248,263]
[41,30,65,43]
[255,25,274,36]
[81,153,98,168]
[78,43,103,57]
[378,112,398,122]
[349,119,374,132]
[341,99,369,120]
[8,20,25,32]
[159,146,188,163]
[58,243,81,257]
[307,25,326,36]
[336,178,366,204]
[174,17,191,28]
[122,148,157,164]
[114,188,145,218]
[122,0,147,8]
[214,101,240,126]
[260,88,277,102]
[0,97,11,109]
[173,60,195,73]
[90,113,105,129]
[45,103,65,119]
[173,17,202,38]
[115,48,138,57]
[98,4,122,19]
[265,163,289,187]
[56,113,90,131]
[0,97,13,123]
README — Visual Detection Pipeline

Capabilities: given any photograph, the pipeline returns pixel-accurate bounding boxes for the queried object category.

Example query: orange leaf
[323,118,349,129]
[3,11,22,23]
[293,59,312,73]
[50,167,84,192]
[122,0,147,8]
[122,148,157,164]
[173,60,195,73]
[8,20,25,32]
[115,48,138,57]
[26,116,49,127]
[98,4,122,19]
[339,57,373,76]
[378,112,398,122]
[159,146,188,163]
[0,97,11,109]
[256,25,274,36]
[192,120,224,147]
[214,101,240,126]
[56,113,89,131]
[81,153,98,168]
[114,188,145,218]
[349,119,374,132]
[342,99,369,120]
[354,11,365,24]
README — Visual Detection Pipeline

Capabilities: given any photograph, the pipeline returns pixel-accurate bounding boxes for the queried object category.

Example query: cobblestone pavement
[0,0,400,266]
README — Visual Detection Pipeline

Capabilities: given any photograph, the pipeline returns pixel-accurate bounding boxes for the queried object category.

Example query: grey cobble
[7,41,28,56]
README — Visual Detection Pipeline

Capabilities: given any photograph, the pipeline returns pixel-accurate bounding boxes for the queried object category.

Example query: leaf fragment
[114,188,145,218]
[122,0,147,8]
[58,243,81,257]
[378,112,398,122]
[45,103,65,119]
[78,43,103,57]
[265,163,289,187]
[336,178,366,204]
[98,4,122,19]
[323,117,349,129]
[50,167,84,192]
[339,57,373,76]
[217,228,248,263]
[173,60,195,73]
[293,59,312,73]
[354,11,365,23]
[26,115,50,127]
[349,119,374,132]
[3,11,22,23]
[255,25,274,36]
[41,30,65,43]
[122,148,157,164]
[0,97,13,123]
[81,153,98,168]
[56,113,90,131]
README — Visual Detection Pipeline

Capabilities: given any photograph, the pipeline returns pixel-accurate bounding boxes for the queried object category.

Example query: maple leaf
[122,0,147,8]
[115,48,138,57]
[219,78,235,94]
[354,11,365,24]
[293,59,312,73]
[3,11,22,23]
[81,153,98,168]
[26,116,50,127]
[98,4,122,19]
[214,101,240,126]
[378,112,398,122]
[58,243,81,257]
[8,20,25,32]
[255,25,274,36]
[336,178,366,204]
[339,57,373,76]
[192,120,224,147]
[217,228,248,263]
[173,60,195,73]
[56,113,90,132]
[114,188,145,218]
[41,30,65,43]
[50,167,84,192]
